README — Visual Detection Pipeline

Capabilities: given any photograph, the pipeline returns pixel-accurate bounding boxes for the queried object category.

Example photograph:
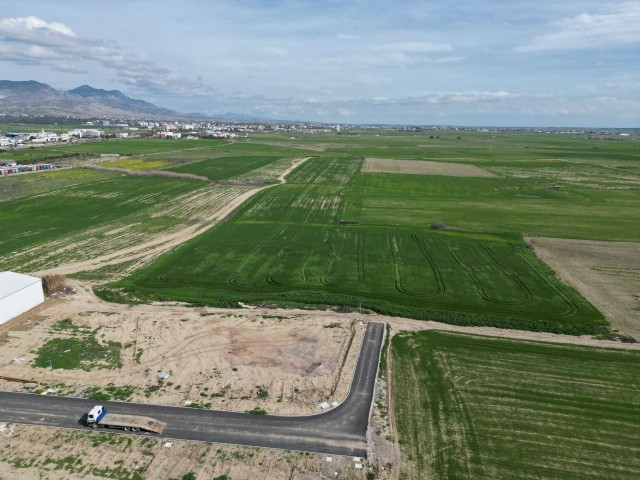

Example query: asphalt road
[0,322,385,456]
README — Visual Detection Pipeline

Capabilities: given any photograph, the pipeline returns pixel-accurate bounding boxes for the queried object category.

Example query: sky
[0,0,639,127]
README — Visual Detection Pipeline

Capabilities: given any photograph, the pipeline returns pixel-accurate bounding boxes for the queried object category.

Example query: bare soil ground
[362,158,496,177]
[0,281,364,415]
[527,236,640,340]
[0,424,376,480]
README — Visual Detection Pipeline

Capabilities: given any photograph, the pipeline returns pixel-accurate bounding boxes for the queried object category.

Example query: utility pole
[49,359,56,390]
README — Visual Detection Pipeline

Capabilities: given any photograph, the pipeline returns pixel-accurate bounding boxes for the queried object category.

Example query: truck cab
[87,405,106,427]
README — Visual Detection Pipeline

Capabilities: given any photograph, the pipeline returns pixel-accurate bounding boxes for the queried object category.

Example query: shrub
[41,274,66,295]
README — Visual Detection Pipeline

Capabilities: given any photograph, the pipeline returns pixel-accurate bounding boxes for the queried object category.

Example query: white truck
[86,405,166,434]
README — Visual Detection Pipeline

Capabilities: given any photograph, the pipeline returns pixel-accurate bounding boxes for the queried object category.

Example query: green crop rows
[391,330,640,479]
[168,155,283,180]
[3,132,639,332]
[0,172,202,271]
[107,155,604,333]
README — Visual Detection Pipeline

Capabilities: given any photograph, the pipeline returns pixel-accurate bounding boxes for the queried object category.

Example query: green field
[168,154,283,181]
[106,156,604,333]
[391,330,640,479]
[3,131,639,332]
[0,137,317,164]
[0,170,204,271]
[0,138,312,275]
[344,172,640,241]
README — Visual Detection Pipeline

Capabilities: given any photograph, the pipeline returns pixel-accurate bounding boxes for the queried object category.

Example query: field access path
[0,322,385,457]
[32,157,311,278]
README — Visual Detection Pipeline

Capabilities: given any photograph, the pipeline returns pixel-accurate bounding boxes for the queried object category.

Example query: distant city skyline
[1,1,639,127]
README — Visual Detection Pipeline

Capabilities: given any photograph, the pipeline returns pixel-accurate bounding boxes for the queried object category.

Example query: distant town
[1,115,637,150]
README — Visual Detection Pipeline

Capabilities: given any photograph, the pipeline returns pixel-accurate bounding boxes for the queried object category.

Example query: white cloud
[0,16,211,96]
[0,16,76,45]
[518,2,640,51]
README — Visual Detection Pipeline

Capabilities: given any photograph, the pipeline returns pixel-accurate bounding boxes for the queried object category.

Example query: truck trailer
[86,405,166,434]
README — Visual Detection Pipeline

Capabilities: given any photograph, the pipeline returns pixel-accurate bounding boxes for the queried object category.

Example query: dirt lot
[362,158,496,177]
[0,424,377,480]
[0,281,364,415]
[527,236,640,340]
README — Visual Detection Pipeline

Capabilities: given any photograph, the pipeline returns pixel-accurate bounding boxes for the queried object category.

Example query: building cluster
[0,128,109,147]
[0,160,54,176]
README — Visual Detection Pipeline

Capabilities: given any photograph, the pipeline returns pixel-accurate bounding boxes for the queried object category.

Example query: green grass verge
[391,330,640,479]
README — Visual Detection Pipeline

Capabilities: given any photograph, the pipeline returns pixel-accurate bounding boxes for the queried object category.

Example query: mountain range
[0,80,275,121]
[0,80,178,119]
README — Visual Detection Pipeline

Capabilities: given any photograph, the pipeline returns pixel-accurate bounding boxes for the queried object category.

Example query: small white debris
[163,442,172,449]
[12,358,25,364]
[157,371,170,381]
[319,402,330,410]
[354,463,363,469]
[331,401,339,408]
[0,423,15,437]
[184,400,192,406]
[353,457,363,462]
[325,456,333,462]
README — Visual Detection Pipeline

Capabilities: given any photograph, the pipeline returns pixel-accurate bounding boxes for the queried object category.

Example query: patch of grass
[391,330,640,479]
[33,323,122,371]
[85,385,137,401]
[186,401,212,409]
[134,348,144,364]
[246,407,267,415]
[378,322,391,380]
[89,432,133,449]
[324,322,341,328]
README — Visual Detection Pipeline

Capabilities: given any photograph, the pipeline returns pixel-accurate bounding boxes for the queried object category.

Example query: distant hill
[68,85,175,116]
[0,80,178,118]
[0,80,279,122]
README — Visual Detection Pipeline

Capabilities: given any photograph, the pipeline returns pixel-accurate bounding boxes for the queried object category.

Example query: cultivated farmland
[0,139,308,277]
[108,155,604,333]
[362,157,496,177]
[391,330,640,480]
[168,154,283,181]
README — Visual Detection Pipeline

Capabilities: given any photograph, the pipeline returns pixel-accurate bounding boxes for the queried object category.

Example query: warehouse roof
[0,271,42,300]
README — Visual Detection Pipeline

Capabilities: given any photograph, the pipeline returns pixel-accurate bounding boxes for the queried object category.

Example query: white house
[0,272,45,325]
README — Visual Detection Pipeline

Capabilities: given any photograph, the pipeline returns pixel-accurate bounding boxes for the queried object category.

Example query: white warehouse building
[0,272,45,325]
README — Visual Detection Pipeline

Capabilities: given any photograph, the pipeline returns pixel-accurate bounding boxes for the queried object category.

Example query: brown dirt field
[0,281,364,415]
[362,158,496,177]
[527,236,640,340]
[0,425,376,479]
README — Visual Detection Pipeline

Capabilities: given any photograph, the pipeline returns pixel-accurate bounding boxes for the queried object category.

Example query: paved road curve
[0,322,385,456]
